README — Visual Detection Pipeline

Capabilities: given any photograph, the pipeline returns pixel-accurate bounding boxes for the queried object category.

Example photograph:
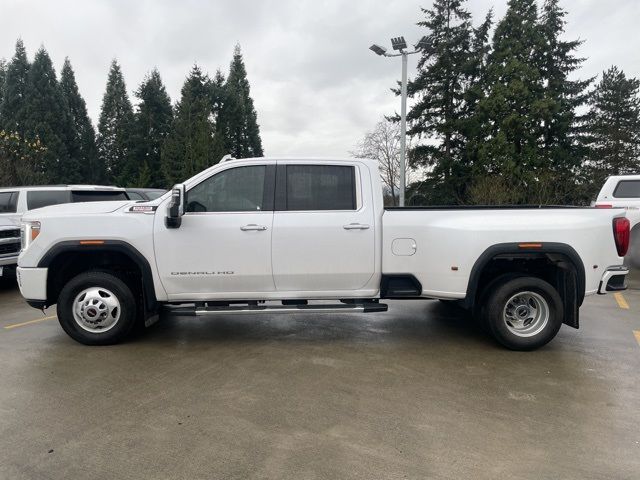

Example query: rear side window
[27,191,70,210]
[71,191,129,202]
[284,165,356,211]
[0,191,18,213]
[613,180,640,198]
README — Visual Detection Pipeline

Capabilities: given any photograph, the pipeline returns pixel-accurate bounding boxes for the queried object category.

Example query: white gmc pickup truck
[17,157,631,350]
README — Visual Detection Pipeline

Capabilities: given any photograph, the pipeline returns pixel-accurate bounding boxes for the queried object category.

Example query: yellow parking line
[4,315,57,330]
[614,292,629,309]
[634,331,640,347]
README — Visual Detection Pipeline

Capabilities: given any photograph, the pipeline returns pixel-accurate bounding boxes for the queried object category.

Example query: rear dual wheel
[482,276,563,351]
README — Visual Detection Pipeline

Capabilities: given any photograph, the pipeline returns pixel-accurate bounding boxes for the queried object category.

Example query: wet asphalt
[0,277,639,480]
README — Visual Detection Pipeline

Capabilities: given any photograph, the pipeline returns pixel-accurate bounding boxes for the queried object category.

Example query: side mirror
[165,184,185,229]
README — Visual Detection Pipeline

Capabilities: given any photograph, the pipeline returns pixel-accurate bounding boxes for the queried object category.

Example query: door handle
[240,224,268,231]
[343,223,370,230]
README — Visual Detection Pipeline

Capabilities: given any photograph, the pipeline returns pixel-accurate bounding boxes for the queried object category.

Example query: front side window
[186,165,266,213]
[27,190,70,210]
[0,192,18,213]
[285,165,356,211]
[613,180,640,198]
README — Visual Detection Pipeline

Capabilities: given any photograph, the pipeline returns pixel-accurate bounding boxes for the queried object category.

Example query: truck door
[271,162,376,292]
[154,163,276,300]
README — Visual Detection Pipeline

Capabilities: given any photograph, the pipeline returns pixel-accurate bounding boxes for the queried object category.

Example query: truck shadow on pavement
[137,300,497,349]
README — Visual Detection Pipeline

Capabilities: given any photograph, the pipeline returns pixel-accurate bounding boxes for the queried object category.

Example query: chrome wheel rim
[502,291,549,337]
[72,287,121,333]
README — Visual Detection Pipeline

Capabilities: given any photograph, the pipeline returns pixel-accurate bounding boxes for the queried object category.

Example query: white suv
[595,175,640,268]
[0,185,130,225]
[0,185,129,278]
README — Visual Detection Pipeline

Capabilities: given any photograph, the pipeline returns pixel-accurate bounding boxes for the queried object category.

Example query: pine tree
[0,39,30,136]
[406,0,486,204]
[538,0,592,202]
[0,59,7,108]
[23,47,72,183]
[457,10,493,195]
[97,60,135,185]
[221,45,263,158]
[60,58,99,183]
[585,67,640,187]
[161,65,219,186]
[133,69,172,187]
[475,0,545,203]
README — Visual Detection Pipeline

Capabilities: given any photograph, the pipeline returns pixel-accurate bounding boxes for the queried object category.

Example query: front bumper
[16,267,48,305]
[598,266,629,294]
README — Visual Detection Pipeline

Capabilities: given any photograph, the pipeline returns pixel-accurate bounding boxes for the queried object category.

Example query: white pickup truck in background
[594,174,640,269]
[16,157,630,350]
[0,217,21,280]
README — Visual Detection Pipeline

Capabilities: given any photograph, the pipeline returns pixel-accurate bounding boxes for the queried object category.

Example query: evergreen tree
[133,69,172,187]
[0,39,30,136]
[23,47,72,183]
[538,0,592,202]
[60,58,99,183]
[211,69,226,124]
[161,65,219,186]
[0,130,46,186]
[585,67,640,188]
[221,45,263,158]
[97,60,135,185]
[406,1,489,204]
[457,10,493,193]
[0,59,7,108]
[474,0,545,204]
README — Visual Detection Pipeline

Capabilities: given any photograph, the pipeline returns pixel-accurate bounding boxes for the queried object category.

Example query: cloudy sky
[1,0,639,157]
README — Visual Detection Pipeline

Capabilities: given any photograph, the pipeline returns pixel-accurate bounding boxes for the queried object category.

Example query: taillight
[595,204,613,208]
[613,217,630,257]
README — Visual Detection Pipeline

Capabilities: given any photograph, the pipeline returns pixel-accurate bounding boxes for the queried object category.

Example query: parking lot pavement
[0,284,639,480]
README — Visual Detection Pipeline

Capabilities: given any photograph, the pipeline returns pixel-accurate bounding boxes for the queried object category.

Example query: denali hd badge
[129,205,158,213]
[170,271,234,276]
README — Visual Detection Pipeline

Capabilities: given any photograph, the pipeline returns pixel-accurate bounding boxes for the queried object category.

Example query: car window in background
[127,192,144,200]
[27,190,70,210]
[145,191,165,200]
[0,191,19,213]
[71,191,129,202]
[613,180,640,198]
[285,165,356,211]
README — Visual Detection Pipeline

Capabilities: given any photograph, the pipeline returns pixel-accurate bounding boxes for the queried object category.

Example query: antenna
[220,154,236,163]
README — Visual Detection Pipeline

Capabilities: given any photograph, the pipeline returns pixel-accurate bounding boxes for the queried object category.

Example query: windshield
[71,191,129,202]
[145,190,165,200]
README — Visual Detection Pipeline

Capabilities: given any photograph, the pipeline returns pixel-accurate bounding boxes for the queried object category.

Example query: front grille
[0,229,19,239]
[0,242,20,255]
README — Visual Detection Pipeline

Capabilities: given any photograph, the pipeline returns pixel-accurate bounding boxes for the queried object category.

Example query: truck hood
[22,200,133,220]
[0,216,20,228]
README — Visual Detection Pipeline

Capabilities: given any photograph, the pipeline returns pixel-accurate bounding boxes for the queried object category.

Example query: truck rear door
[271,161,376,292]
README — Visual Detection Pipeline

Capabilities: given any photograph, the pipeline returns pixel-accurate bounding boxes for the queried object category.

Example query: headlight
[21,221,41,251]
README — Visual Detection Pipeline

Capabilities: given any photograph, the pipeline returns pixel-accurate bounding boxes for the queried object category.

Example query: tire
[57,270,139,345]
[482,276,563,351]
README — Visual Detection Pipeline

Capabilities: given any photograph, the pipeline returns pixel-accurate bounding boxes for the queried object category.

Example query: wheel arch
[464,242,585,328]
[38,240,158,312]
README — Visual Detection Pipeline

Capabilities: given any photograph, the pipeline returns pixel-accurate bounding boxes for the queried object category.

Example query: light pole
[370,36,428,206]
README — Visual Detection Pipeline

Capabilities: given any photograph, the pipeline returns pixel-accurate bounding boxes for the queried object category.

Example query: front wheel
[482,276,563,351]
[57,271,139,345]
